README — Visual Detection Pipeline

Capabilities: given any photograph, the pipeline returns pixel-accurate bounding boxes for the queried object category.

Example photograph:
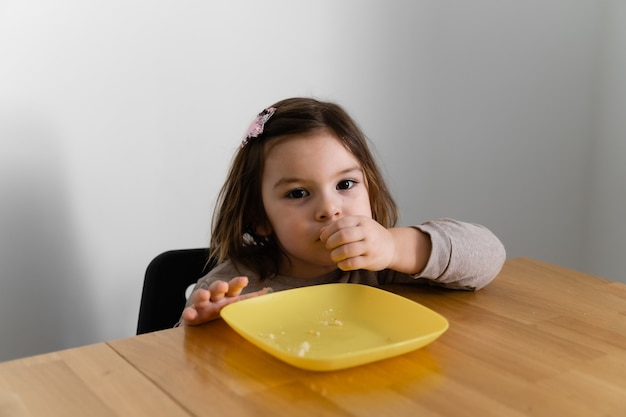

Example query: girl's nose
[315,193,341,222]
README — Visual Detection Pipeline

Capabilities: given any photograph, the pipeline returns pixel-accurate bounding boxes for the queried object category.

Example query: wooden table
[1,258,625,416]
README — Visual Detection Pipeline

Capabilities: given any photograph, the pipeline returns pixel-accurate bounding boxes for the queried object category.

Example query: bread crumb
[321,308,343,326]
[297,341,311,357]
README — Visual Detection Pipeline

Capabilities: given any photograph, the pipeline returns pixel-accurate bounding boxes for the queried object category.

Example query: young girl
[181,97,506,326]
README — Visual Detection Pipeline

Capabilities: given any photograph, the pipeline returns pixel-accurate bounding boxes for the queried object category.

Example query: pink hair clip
[241,107,276,148]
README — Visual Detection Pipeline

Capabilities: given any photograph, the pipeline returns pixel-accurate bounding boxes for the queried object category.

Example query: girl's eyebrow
[272,166,363,189]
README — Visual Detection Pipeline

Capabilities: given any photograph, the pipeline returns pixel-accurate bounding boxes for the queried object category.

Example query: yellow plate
[221,283,449,371]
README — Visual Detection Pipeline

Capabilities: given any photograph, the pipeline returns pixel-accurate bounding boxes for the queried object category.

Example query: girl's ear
[256,221,273,237]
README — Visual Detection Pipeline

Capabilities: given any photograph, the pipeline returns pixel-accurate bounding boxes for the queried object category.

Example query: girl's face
[260,131,372,278]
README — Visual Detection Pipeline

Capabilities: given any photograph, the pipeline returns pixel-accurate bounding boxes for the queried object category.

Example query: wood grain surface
[2,258,625,416]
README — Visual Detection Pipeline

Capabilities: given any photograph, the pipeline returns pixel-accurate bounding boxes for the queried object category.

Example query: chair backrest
[137,248,216,334]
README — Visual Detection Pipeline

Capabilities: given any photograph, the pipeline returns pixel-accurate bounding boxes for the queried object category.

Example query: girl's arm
[411,218,506,290]
[387,227,432,275]
[322,216,505,291]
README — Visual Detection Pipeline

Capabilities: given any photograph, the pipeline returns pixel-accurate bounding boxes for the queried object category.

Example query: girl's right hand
[182,276,271,325]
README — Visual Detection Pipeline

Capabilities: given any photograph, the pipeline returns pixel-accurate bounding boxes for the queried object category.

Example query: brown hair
[210,97,398,279]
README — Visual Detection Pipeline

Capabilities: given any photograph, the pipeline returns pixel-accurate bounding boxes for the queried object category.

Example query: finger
[207,280,229,302]
[330,241,367,263]
[190,288,211,305]
[225,276,249,297]
[325,227,365,250]
[319,224,335,242]
[319,216,359,241]
[182,305,201,324]
[336,256,366,271]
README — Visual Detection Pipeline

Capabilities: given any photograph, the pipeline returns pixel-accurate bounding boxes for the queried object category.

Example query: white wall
[0,1,622,362]
[584,1,626,281]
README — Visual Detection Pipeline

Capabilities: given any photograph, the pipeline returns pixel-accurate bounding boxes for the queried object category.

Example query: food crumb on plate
[297,341,311,357]
[321,317,343,326]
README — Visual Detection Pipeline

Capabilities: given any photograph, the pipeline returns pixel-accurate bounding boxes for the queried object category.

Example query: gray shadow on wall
[0,111,97,361]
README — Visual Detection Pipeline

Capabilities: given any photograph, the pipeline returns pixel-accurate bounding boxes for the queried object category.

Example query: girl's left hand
[320,215,395,272]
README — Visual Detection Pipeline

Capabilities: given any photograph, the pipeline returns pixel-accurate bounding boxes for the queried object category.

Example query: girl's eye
[337,179,356,190]
[286,189,309,199]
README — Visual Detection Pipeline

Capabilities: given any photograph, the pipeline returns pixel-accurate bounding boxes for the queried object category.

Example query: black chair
[137,248,217,334]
